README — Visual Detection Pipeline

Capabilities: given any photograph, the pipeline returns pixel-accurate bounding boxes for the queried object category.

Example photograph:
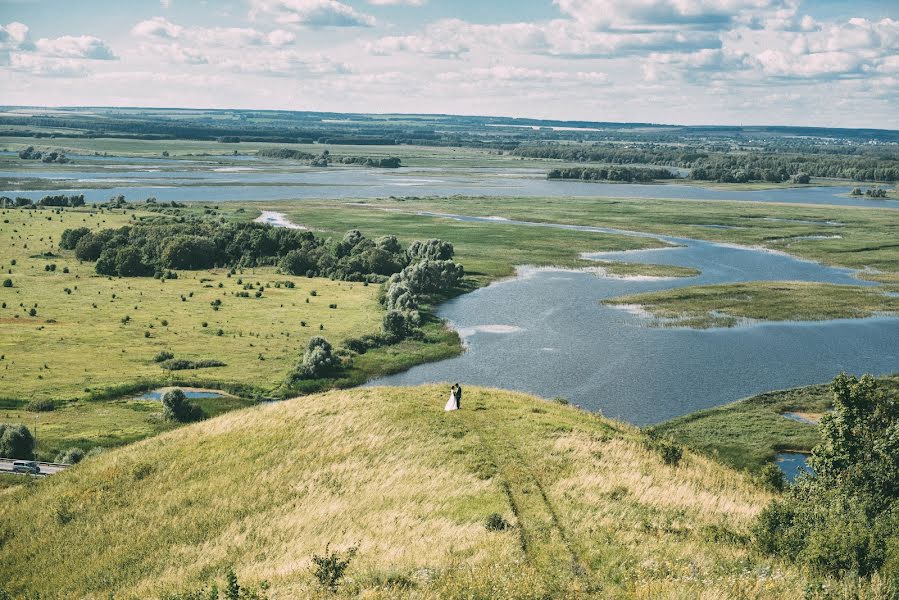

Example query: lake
[368,215,899,425]
[2,160,897,208]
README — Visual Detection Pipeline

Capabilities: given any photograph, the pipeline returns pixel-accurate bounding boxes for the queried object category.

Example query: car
[11,461,40,475]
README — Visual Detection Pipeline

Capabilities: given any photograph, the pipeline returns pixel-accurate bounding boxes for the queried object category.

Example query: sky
[1,0,897,128]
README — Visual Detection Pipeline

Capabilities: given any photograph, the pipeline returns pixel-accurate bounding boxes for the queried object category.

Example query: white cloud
[35,35,117,60]
[9,53,89,77]
[0,21,34,51]
[249,0,376,27]
[553,0,790,30]
[131,17,183,39]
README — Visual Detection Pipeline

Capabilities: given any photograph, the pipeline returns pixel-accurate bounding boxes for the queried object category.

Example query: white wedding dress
[444,391,459,411]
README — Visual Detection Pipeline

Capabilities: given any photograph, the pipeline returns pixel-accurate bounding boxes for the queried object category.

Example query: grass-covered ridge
[603,281,899,328]
[651,375,899,473]
[0,385,850,598]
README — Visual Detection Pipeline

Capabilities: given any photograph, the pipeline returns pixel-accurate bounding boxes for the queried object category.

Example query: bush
[759,462,786,492]
[161,388,204,423]
[25,399,55,412]
[1,279,11,288]
[55,447,85,464]
[153,350,175,363]
[293,336,340,380]
[161,236,217,270]
[382,309,413,341]
[484,513,511,531]
[311,545,357,592]
[0,423,35,459]
[74,233,105,262]
[644,436,683,467]
[160,358,226,371]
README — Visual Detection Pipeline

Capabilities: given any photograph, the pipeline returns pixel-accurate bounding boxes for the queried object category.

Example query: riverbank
[650,375,899,473]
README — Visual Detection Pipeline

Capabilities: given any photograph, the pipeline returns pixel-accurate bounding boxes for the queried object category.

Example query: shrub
[311,545,357,592]
[160,359,226,371]
[55,447,85,464]
[153,350,175,363]
[0,423,35,459]
[759,463,786,492]
[294,336,340,380]
[484,513,511,531]
[1,279,11,288]
[74,233,105,261]
[644,436,683,467]
[161,236,217,270]
[25,399,55,412]
[161,388,204,423]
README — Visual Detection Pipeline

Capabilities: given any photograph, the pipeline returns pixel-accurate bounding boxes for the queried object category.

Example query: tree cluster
[61,220,457,285]
[18,146,70,163]
[547,166,676,182]
[162,389,204,423]
[754,373,899,579]
[0,194,84,208]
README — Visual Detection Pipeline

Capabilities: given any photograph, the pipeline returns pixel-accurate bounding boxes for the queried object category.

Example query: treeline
[851,187,889,198]
[257,148,402,168]
[336,156,401,168]
[59,220,461,288]
[18,146,70,163]
[0,194,85,208]
[515,143,899,182]
[547,166,677,182]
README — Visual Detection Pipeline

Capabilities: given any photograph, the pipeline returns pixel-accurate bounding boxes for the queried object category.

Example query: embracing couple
[444,383,463,412]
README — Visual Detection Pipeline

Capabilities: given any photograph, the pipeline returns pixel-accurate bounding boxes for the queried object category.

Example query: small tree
[0,423,35,459]
[162,388,204,423]
[295,337,340,379]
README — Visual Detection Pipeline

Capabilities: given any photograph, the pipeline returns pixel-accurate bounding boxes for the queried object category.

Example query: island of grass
[602,281,899,328]
[591,260,700,279]
[650,375,899,473]
[0,385,858,599]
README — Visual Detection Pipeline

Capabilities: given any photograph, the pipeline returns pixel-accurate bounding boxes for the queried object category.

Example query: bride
[444,384,459,411]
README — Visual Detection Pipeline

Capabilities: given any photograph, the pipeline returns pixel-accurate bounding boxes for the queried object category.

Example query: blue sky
[1,0,897,128]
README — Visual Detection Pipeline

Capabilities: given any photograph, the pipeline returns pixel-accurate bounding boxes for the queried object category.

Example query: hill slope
[1,386,822,598]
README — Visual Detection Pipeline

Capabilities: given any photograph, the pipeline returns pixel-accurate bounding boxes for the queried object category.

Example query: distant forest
[2,107,898,182]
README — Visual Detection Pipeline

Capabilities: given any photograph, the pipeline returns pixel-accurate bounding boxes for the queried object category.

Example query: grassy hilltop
[0,385,849,599]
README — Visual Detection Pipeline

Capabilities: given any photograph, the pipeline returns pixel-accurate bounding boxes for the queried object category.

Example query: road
[0,458,69,476]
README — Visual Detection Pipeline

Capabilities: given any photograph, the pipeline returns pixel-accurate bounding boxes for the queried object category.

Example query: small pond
[776,452,814,482]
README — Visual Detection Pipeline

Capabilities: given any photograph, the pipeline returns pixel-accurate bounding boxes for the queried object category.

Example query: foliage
[484,513,511,531]
[311,545,357,592]
[643,436,683,467]
[293,337,340,380]
[548,166,676,182]
[55,447,86,464]
[59,227,91,250]
[0,423,35,460]
[161,388,204,423]
[153,351,175,363]
[758,463,786,492]
[25,399,55,412]
[160,359,226,371]
[61,220,443,283]
[754,373,899,579]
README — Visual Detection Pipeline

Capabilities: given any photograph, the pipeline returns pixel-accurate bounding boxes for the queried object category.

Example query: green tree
[0,423,35,459]
[754,373,899,578]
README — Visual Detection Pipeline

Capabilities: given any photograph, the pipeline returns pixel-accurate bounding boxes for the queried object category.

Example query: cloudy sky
[1,0,897,128]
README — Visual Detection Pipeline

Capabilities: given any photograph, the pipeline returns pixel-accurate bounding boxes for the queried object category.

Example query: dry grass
[0,385,857,598]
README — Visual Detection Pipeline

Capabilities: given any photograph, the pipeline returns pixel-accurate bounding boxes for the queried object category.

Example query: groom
[453,383,463,409]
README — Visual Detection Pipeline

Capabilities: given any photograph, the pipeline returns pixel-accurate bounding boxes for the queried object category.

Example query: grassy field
[603,281,899,328]
[2,392,255,461]
[0,206,385,403]
[0,385,870,599]
[651,375,899,473]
